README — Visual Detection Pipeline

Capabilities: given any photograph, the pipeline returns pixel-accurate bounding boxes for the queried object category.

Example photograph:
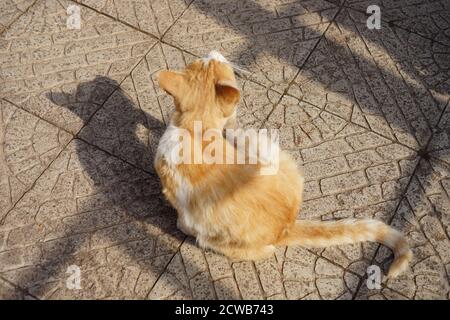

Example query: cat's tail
[278,219,412,278]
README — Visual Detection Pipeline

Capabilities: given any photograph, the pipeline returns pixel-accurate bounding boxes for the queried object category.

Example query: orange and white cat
[154,51,412,278]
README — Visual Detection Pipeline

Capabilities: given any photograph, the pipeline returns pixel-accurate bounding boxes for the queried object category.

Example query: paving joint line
[146,235,188,298]
[1,98,76,138]
[76,137,156,176]
[71,0,160,40]
[0,0,41,37]
[200,250,219,299]
[0,274,40,300]
[160,0,196,41]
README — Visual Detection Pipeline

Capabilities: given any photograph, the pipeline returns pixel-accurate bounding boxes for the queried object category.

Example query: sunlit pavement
[0,0,449,299]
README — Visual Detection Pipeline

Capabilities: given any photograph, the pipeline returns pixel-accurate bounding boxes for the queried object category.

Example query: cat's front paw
[177,218,195,237]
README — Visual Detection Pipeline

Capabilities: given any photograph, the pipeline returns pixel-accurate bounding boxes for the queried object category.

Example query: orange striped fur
[154,51,412,278]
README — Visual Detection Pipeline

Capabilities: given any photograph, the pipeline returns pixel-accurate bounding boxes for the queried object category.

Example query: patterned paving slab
[0,99,72,223]
[164,0,338,92]
[148,238,361,300]
[0,0,35,34]
[356,155,450,300]
[0,0,449,301]
[287,8,449,151]
[0,0,157,134]
[76,42,282,172]
[346,0,450,47]
[75,0,193,38]
[0,139,184,299]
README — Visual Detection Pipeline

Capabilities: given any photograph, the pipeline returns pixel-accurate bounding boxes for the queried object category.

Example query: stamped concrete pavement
[0,0,449,299]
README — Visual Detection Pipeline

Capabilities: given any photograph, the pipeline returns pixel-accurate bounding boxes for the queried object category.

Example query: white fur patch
[156,125,192,209]
[156,125,180,167]
[202,50,228,65]
[155,125,197,233]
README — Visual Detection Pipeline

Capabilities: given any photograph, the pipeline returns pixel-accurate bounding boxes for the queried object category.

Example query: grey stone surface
[0,0,448,299]
[0,140,183,299]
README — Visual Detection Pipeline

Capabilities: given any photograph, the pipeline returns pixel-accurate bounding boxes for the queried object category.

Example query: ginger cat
[154,51,412,278]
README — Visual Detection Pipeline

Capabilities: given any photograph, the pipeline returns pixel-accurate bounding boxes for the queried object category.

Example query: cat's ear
[215,79,240,117]
[158,70,185,99]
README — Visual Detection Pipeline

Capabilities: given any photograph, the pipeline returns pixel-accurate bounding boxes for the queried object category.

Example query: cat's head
[158,51,240,130]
